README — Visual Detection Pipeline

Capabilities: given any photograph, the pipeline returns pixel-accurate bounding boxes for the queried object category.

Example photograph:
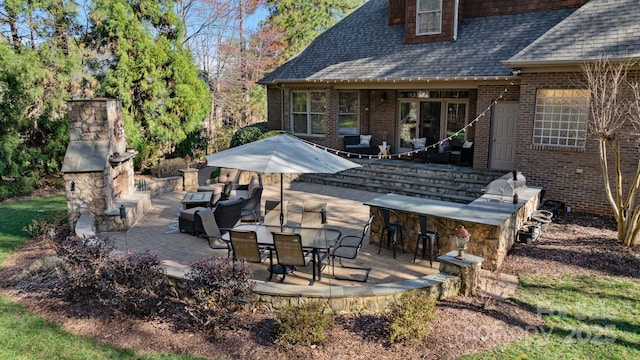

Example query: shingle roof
[507,0,640,65]
[260,0,575,84]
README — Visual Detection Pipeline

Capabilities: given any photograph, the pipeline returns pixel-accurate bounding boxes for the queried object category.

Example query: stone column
[180,168,199,191]
[438,251,484,296]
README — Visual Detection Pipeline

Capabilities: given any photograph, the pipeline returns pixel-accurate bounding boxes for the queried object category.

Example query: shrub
[275,301,334,348]
[54,235,115,301]
[150,158,188,178]
[0,175,38,201]
[99,251,169,318]
[54,236,170,318]
[21,256,68,279]
[209,167,221,180]
[22,210,68,248]
[386,290,437,344]
[208,126,233,155]
[230,126,263,148]
[181,256,255,335]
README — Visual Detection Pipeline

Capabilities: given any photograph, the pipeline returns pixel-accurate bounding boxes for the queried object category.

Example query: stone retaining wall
[137,176,183,197]
[165,251,482,314]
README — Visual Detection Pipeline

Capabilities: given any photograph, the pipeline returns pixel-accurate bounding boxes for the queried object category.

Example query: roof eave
[259,75,520,87]
[505,54,640,69]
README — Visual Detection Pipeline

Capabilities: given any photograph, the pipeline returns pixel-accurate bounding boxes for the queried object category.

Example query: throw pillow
[413,137,426,148]
[359,134,372,146]
[463,141,474,149]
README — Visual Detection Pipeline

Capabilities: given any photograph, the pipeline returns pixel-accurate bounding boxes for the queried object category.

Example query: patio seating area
[105,181,442,287]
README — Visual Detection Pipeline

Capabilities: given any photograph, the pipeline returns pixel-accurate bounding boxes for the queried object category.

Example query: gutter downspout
[453,0,459,41]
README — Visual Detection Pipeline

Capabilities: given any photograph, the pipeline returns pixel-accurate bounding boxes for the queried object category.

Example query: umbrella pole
[280,173,284,229]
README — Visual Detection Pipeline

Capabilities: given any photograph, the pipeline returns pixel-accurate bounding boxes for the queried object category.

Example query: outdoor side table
[182,191,213,209]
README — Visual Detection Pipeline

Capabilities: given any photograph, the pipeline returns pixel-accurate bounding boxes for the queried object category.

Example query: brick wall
[515,72,640,215]
[266,86,282,130]
[368,90,398,148]
[462,0,588,18]
[388,0,405,25]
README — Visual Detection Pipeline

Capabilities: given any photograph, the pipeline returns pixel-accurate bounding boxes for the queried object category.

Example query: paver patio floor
[106,181,442,287]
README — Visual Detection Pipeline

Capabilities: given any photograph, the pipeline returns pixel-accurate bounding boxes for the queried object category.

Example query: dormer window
[416,0,442,35]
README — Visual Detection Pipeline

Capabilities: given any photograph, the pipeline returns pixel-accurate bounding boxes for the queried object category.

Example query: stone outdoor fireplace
[61,99,150,233]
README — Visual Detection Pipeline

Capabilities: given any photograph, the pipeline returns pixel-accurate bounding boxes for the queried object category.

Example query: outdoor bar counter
[364,186,542,270]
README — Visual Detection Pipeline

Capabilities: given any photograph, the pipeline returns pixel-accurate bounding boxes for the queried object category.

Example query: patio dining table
[222,223,340,284]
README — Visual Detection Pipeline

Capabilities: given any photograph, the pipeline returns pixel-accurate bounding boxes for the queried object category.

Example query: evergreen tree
[89,0,210,167]
[0,0,90,200]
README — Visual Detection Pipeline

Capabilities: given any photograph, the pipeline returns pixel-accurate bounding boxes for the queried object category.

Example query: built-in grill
[483,171,526,203]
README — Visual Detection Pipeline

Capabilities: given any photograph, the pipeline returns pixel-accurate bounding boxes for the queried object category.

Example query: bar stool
[414,215,440,267]
[377,208,404,258]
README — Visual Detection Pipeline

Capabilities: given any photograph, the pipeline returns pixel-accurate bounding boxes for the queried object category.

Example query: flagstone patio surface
[105,181,443,287]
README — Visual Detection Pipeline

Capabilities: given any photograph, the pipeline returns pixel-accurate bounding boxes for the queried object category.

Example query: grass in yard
[464,274,640,360]
[0,195,67,265]
[0,195,205,360]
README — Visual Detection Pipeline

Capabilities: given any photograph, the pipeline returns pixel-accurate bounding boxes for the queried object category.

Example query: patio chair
[330,215,373,282]
[377,208,405,258]
[263,200,288,226]
[271,232,316,285]
[195,197,244,255]
[231,175,263,222]
[300,201,327,228]
[414,215,441,268]
[344,134,374,156]
[301,201,342,253]
[229,229,273,280]
[197,167,240,193]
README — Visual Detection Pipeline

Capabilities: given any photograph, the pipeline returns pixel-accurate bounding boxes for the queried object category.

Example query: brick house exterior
[259,0,640,215]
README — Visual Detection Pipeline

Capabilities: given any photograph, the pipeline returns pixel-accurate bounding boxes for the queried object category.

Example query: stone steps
[298,159,502,204]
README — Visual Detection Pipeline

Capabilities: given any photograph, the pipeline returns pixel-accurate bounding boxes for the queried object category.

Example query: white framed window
[292,91,326,135]
[416,0,442,35]
[338,91,359,136]
[533,89,590,150]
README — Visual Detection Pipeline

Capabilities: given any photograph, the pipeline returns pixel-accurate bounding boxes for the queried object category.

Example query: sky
[246,5,269,31]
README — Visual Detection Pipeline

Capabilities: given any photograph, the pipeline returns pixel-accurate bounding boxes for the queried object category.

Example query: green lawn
[0,195,204,360]
[464,274,640,360]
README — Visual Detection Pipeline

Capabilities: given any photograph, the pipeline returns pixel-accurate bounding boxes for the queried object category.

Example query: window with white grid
[532,89,590,150]
[292,91,326,135]
[416,0,442,35]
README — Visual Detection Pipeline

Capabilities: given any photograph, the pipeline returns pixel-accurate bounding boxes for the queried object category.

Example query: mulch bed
[1,208,638,359]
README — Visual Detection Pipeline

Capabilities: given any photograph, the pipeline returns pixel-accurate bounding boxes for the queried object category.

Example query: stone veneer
[367,175,541,271]
[63,99,150,233]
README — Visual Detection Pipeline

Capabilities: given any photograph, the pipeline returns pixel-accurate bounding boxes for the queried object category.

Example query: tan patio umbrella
[205,131,361,227]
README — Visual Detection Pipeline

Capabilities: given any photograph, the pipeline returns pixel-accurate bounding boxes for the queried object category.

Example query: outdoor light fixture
[454,225,470,260]
[119,204,128,249]
[70,181,76,222]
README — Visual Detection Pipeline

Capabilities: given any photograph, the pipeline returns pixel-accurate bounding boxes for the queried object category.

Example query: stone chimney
[61,99,147,233]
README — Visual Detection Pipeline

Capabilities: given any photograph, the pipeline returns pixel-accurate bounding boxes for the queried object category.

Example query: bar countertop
[363,186,542,227]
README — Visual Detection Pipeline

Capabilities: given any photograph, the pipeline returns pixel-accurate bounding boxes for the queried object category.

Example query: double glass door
[398,100,467,152]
